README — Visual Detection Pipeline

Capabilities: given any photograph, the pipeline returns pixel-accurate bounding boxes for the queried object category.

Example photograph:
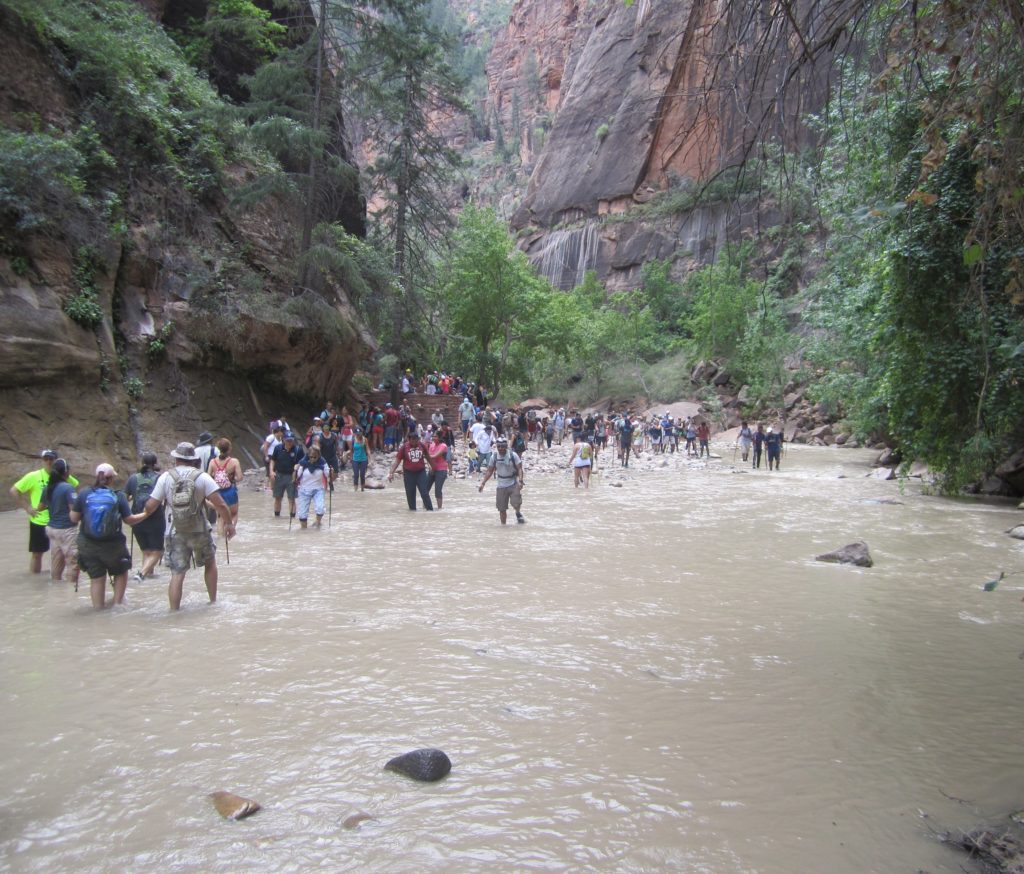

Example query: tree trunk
[298,0,327,290]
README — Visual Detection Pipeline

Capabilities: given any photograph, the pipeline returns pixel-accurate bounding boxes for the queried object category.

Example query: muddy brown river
[1,445,1023,872]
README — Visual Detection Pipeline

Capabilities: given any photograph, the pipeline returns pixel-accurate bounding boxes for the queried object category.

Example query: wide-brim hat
[197,431,214,445]
[171,441,198,460]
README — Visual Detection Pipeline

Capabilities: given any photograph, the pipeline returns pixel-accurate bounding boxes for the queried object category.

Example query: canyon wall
[486,0,830,289]
[0,1,372,501]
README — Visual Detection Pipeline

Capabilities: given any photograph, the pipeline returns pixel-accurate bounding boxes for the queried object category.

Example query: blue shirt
[47,481,78,529]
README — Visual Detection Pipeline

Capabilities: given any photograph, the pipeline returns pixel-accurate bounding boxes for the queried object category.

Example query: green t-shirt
[13,467,79,526]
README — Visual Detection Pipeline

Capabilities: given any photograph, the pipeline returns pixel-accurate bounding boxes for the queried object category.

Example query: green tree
[353,0,466,353]
[685,245,759,358]
[442,205,552,395]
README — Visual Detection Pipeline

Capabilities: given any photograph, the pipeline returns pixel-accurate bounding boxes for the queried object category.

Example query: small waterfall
[533,223,601,290]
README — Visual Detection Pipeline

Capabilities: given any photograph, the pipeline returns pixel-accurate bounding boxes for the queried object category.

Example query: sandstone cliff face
[487,0,827,289]
[0,2,372,504]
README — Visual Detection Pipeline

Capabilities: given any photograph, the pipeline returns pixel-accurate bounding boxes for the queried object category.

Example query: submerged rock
[1007,525,1024,540]
[210,790,261,820]
[384,748,451,782]
[343,811,376,829]
[816,541,874,567]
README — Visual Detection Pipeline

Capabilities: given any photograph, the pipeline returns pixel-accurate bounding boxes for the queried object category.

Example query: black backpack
[132,471,158,513]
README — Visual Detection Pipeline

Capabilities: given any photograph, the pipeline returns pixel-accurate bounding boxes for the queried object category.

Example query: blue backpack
[83,488,122,540]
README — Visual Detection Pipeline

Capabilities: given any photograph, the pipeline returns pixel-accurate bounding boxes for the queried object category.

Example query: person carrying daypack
[126,442,234,611]
[124,451,166,582]
[70,462,136,609]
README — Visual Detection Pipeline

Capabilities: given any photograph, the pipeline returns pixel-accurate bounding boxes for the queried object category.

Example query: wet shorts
[271,476,296,500]
[495,483,522,513]
[219,484,239,506]
[166,529,216,573]
[132,511,165,551]
[77,535,131,580]
[29,521,49,553]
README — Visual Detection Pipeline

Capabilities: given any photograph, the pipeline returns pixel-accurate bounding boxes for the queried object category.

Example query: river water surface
[1,446,1023,873]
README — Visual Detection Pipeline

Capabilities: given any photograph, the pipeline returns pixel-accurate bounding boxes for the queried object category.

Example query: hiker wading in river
[478,436,526,525]
[388,429,434,510]
[127,442,234,611]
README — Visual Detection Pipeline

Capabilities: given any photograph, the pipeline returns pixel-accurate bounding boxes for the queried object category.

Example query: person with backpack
[618,414,635,467]
[208,438,244,535]
[477,436,526,525]
[570,436,594,488]
[70,463,135,609]
[124,451,165,582]
[270,432,304,518]
[294,444,330,529]
[127,442,234,611]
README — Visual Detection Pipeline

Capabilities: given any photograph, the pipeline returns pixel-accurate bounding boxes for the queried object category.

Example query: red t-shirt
[396,440,428,472]
[428,439,449,471]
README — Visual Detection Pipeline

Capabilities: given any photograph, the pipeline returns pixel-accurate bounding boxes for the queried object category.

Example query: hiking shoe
[516,513,526,524]
[132,571,144,583]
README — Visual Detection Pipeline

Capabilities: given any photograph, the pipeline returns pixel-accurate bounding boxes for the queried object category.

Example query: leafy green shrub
[595,123,609,142]
[146,322,174,357]
[0,128,90,231]
[64,246,105,327]
[685,244,760,358]
[123,376,144,398]
[65,289,104,327]
[4,0,236,191]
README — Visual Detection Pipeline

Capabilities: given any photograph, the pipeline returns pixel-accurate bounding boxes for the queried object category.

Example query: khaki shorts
[166,529,216,572]
[46,526,79,567]
[495,484,522,513]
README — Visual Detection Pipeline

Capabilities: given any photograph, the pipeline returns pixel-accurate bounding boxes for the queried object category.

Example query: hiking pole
[225,533,230,565]
[328,481,333,528]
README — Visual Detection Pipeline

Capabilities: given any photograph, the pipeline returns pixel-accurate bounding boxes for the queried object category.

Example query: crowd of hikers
[8,371,785,611]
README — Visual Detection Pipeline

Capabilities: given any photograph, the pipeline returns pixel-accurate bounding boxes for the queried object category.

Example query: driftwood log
[945,828,1024,873]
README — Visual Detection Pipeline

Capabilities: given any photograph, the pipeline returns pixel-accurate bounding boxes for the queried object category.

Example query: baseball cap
[96,462,117,477]
[496,437,508,446]
[41,449,57,459]
[283,431,295,440]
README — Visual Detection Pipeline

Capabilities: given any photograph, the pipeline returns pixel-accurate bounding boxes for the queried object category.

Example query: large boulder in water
[1007,525,1024,540]
[816,541,874,567]
[384,748,451,782]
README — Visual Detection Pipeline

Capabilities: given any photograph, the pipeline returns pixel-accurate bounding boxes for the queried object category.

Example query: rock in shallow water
[343,811,376,829]
[384,748,451,782]
[816,541,874,567]
[210,790,261,820]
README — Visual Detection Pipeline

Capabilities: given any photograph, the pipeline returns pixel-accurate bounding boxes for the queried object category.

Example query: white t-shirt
[150,466,221,533]
[469,422,487,444]
[475,430,494,455]
[263,434,281,459]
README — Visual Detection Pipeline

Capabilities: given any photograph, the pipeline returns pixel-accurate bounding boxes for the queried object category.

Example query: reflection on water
[1,446,1023,873]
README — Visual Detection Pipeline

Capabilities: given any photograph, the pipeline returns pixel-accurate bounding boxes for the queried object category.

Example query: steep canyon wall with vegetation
[0,0,377,499]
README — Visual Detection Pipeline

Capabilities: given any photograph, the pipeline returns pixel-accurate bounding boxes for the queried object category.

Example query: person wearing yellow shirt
[10,449,80,574]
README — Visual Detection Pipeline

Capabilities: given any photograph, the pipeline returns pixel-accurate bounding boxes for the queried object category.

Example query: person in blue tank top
[351,428,372,491]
